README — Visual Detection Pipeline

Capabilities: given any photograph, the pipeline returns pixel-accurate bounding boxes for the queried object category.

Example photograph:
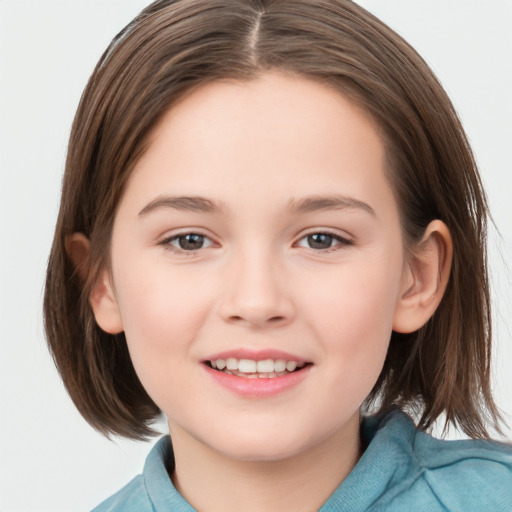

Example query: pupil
[308,233,333,249]
[179,234,204,250]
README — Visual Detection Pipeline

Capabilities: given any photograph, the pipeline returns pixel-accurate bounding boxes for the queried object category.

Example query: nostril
[227,314,286,325]
[219,296,295,327]
[268,316,285,323]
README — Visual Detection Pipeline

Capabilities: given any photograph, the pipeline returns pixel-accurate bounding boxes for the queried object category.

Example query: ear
[393,220,453,333]
[65,233,124,334]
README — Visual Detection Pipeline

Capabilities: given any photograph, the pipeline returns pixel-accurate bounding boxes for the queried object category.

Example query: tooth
[213,357,305,375]
[257,359,274,372]
[226,358,238,370]
[238,359,257,373]
[274,359,286,372]
[286,361,297,372]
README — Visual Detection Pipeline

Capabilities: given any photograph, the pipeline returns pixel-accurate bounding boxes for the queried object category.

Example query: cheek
[328,277,398,339]
[115,256,208,334]
[111,257,218,391]
[310,277,398,414]
[303,257,402,377]
[112,270,209,412]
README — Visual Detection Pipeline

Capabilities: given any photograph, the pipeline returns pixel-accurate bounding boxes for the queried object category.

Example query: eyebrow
[287,195,376,216]
[138,194,375,217]
[139,195,223,216]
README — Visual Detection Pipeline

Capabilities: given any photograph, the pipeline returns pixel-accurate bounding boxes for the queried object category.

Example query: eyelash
[159,231,216,256]
[158,229,353,256]
[296,230,353,252]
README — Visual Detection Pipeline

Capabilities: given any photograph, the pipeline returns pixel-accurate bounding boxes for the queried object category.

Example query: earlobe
[89,268,124,335]
[393,220,453,334]
[65,232,124,334]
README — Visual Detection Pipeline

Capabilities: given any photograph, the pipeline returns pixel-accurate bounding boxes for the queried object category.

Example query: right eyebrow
[138,195,225,216]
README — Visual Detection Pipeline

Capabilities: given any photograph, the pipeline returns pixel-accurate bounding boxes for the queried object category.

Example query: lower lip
[202,364,311,398]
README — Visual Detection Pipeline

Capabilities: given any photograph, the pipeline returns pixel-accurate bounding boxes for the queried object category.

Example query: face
[101,72,410,462]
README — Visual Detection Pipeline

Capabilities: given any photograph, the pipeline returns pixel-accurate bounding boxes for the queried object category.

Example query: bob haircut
[44,0,500,440]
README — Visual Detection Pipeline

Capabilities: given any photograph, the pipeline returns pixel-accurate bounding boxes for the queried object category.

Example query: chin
[204,428,320,463]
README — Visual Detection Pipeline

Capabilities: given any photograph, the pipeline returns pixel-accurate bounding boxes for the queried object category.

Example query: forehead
[120,72,394,219]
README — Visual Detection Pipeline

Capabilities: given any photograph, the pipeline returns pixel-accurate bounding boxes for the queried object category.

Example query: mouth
[205,358,311,379]
[202,352,313,397]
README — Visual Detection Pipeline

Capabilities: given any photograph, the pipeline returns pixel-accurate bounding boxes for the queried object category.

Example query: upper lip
[203,348,309,364]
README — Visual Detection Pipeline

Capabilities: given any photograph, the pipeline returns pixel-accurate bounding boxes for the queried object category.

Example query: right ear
[65,233,124,334]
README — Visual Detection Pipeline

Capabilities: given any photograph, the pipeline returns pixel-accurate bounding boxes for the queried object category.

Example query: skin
[75,72,452,512]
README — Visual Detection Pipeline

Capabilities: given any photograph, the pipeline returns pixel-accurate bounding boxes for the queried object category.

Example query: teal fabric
[92,410,512,511]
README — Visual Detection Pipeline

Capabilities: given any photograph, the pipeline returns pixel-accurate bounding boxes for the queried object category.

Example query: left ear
[393,220,453,333]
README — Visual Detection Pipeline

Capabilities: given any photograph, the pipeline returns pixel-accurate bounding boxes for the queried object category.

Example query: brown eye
[296,232,352,251]
[307,233,335,250]
[178,234,205,250]
[163,233,214,252]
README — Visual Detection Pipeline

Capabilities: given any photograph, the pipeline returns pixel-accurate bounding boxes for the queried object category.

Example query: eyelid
[156,227,354,256]
[158,229,218,255]
[294,228,354,250]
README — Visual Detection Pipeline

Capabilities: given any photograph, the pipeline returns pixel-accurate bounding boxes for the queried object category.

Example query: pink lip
[204,348,308,364]
[201,362,312,400]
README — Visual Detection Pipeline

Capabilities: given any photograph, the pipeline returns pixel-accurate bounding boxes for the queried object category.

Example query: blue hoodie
[92,410,512,512]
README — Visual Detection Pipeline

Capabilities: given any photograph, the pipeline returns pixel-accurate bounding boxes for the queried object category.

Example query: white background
[0,1,511,511]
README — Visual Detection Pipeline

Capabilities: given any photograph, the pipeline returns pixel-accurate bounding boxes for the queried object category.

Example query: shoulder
[367,410,512,511]
[91,475,152,512]
[90,436,172,512]
[412,423,512,510]
[90,436,195,512]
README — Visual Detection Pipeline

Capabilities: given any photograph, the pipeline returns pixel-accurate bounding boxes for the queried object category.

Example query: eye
[296,232,352,251]
[162,232,215,252]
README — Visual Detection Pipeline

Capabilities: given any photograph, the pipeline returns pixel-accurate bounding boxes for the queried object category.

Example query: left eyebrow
[287,195,376,216]
[138,195,226,216]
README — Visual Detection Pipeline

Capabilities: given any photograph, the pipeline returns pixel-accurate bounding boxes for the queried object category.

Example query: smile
[208,358,307,378]
[202,350,312,397]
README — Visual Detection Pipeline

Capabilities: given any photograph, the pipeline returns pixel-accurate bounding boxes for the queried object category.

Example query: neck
[169,414,361,512]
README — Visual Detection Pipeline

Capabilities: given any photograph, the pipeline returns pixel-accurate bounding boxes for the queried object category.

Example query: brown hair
[44,0,501,440]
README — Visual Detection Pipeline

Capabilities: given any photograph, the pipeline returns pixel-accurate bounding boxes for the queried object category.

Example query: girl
[44,0,512,510]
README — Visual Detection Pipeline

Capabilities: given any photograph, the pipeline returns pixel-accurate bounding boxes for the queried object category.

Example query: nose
[218,248,295,328]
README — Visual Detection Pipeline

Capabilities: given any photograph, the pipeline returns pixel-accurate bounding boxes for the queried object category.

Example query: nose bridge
[219,241,294,327]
